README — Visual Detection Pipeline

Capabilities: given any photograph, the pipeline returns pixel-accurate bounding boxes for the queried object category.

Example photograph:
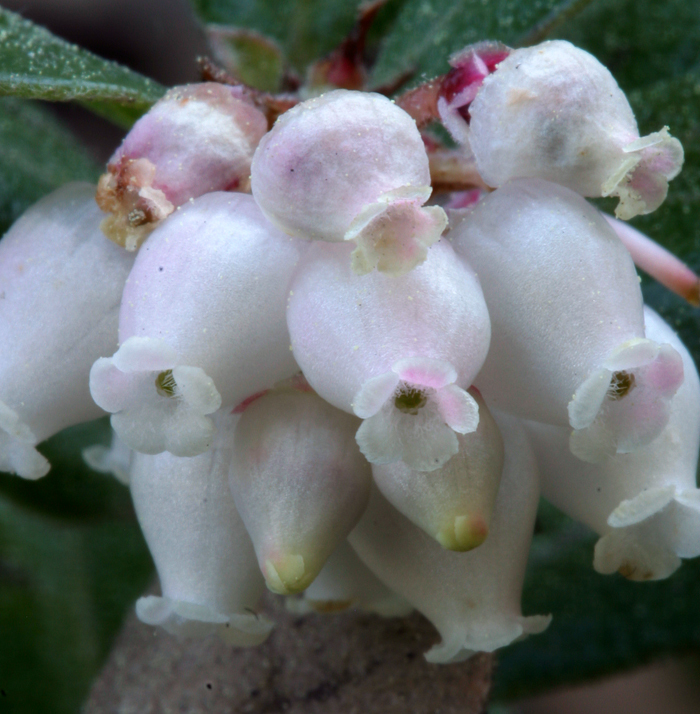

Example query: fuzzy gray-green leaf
[0,8,165,104]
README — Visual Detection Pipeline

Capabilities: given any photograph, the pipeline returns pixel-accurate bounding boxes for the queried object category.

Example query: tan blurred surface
[84,591,494,714]
[518,656,700,714]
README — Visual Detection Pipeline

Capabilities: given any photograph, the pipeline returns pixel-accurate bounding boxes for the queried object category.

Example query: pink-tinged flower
[251,89,447,275]
[96,83,268,250]
[131,412,273,646]
[0,183,134,479]
[354,358,481,471]
[349,413,551,663]
[459,40,683,219]
[286,240,491,471]
[526,307,700,581]
[90,192,304,457]
[450,178,683,462]
[230,386,371,595]
[89,337,222,456]
[288,541,413,617]
[568,337,684,462]
[371,387,504,551]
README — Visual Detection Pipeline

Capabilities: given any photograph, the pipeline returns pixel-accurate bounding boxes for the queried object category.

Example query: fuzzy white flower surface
[0,183,134,479]
[230,384,371,595]
[526,307,700,581]
[2,30,698,671]
[372,386,504,551]
[131,412,273,645]
[251,90,447,275]
[447,40,683,220]
[90,192,304,456]
[287,240,490,471]
[349,413,551,663]
[450,177,684,462]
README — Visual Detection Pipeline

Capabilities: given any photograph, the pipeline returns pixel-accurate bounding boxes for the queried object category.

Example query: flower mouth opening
[607,370,636,401]
[394,386,428,415]
[155,369,178,398]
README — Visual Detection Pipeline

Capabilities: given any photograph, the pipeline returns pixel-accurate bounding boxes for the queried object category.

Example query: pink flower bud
[450,178,684,462]
[527,306,700,581]
[230,387,371,595]
[437,41,510,145]
[96,83,268,250]
[251,89,447,275]
[463,40,683,219]
[287,240,491,471]
[372,387,504,551]
[348,413,550,663]
[131,412,273,645]
[90,192,304,457]
[0,183,134,479]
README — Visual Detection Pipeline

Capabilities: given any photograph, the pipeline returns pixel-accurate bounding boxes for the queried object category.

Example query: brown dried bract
[96,158,174,251]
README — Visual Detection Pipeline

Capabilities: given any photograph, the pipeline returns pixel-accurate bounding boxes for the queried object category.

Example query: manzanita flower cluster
[1,37,698,664]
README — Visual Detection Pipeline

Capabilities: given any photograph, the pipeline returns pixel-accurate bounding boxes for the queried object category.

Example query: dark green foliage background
[0,0,698,710]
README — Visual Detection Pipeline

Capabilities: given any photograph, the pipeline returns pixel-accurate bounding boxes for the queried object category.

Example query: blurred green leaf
[368,0,592,90]
[191,0,362,71]
[0,495,152,714]
[554,0,700,93]
[496,502,700,700]
[206,24,286,92]
[0,97,100,236]
[77,99,153,131]
[0,8,165,106]
[0,419,136,522]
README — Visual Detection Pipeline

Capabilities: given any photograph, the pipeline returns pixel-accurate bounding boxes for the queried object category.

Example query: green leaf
[77,99,153,131]
[0,419,136,522]
[0,494,152,714]
[0,97,100,236]
[0,8,165,104]
[206,24,286,92]
[191,0,361,71]
[554,0,700,93]
[368,0,594,90]
[495,502,700,700]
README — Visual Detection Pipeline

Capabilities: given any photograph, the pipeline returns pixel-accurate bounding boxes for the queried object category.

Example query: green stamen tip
[155,369,177,398]
[394,387,427,415]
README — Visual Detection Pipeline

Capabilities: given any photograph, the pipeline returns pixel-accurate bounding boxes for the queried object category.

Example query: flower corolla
[90,192,304,456]
[230,383,371,594]
[251,90,447,275]
[442,40,683,219]
[286,240,490,470]
[348,413,551,663]
[526,307,700,581]
[0,183,134,478]
[131,411,273,644]
[449,177,684,462]
[96,83,268,250]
